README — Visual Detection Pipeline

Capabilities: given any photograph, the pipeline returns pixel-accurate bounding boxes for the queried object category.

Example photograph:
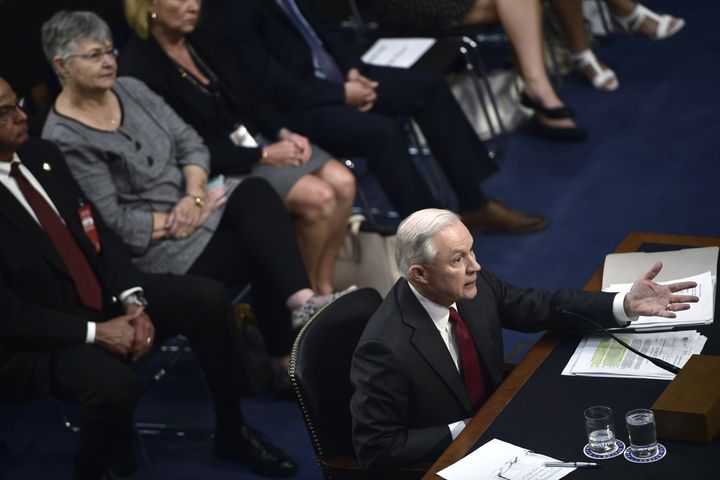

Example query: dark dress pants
[22,274,248,477]
[188,177,311,357]
[283,65,498,215]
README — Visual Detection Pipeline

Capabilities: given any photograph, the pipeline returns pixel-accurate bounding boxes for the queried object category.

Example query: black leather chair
[289,287,429,480]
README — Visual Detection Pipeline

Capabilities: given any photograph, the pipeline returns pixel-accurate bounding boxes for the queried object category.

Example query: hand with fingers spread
[623,261,699,318]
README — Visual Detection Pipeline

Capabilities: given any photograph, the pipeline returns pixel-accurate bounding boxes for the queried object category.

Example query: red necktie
[449,306,485,409]
[10,162,103,310]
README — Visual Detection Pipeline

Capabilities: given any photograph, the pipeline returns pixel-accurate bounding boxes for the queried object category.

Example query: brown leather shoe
[461,199,548,234]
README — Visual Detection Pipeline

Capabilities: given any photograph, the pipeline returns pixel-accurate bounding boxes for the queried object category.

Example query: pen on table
[544,461,598,468]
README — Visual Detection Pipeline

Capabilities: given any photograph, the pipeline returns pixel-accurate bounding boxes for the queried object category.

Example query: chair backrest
[289,288,382,460]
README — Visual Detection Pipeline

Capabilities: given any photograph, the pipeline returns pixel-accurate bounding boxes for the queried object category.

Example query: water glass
[584,406,616,454]
[625,409,658,458]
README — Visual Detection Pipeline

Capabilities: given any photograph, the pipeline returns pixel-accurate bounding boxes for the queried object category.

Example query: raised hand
[623,261,699,318]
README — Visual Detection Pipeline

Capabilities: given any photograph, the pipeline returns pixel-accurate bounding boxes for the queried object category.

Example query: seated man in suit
[350,208,698,469]
[204,0,546,234]
[0,76,295,479]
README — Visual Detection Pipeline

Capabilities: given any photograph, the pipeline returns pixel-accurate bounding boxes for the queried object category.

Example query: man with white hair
[350,208,698,470]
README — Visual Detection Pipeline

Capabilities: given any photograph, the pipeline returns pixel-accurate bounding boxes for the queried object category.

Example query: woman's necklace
[173,44,219,97]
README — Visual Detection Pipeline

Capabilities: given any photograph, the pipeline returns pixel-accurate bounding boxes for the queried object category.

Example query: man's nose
[15,106,28,122]
[467,258,480,272]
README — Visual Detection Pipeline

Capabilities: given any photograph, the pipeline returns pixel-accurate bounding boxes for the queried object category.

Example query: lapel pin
[42,162,52,171]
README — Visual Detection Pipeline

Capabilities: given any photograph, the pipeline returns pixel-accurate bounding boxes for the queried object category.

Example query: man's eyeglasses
[65,47,119,63]
[0,98,25,124]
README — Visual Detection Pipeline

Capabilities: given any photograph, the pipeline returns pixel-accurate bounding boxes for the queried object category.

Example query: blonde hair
[125,0,151,39]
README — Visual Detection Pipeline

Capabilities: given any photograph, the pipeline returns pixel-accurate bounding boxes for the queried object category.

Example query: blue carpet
[1,0,719,478]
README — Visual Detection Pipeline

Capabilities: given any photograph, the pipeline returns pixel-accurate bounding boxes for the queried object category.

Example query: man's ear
[408,264,428,285]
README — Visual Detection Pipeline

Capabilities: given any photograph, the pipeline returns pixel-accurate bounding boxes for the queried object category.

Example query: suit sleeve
[350,339,451,470]
[479,271,617,332]
[0,270,88,347]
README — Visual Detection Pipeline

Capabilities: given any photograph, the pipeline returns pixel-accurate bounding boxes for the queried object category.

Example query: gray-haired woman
[40,9,349,391]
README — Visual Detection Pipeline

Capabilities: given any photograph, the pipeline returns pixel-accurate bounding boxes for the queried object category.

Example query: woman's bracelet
[186,194,205,208]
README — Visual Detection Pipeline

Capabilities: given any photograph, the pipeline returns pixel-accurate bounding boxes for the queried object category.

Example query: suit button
[111,296,118,304]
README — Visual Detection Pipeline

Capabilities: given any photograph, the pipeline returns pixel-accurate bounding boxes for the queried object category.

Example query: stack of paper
[562,331,707,380]
[604,271,714,330]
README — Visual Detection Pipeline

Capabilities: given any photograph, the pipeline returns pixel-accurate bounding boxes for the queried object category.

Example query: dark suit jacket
[206,0,362,111]
[350,273,617,469]
[0,138,143,403]
[118,23,286,176]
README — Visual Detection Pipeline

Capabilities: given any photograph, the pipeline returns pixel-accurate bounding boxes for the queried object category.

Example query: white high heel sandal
[568,49,619,92]
[612,3,686,40]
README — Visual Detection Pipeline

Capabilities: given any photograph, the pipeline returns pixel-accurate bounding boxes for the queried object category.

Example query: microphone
[556,309,681,375]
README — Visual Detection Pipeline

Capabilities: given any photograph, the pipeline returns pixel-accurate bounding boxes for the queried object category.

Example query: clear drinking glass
[625,409,658,458]
[584,406,616,454]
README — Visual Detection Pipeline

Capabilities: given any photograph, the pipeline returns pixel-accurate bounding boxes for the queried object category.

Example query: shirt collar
[0,153,21,176]
[407,280,457,331]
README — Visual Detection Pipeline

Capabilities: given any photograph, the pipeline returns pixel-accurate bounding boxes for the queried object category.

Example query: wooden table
[422,232,720,479]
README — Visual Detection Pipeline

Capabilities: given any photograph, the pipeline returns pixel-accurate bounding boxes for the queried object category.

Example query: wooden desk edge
[421,232,720,479]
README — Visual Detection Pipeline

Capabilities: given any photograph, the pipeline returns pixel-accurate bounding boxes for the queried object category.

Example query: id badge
[77,203,101,253]
[229,125,259,147]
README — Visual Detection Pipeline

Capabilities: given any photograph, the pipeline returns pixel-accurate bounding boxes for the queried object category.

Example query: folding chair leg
[135,428,157,480]
[459,36,508,158]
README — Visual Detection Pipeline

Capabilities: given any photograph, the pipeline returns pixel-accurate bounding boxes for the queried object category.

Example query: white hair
[395,209,461,278]
[41,11,112,67]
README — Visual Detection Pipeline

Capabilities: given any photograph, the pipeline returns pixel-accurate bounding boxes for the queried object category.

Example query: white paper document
[562,331,707,380]
[604,271,714,330]
[602,246,718,291]
[437,438,574,480]
[361,38,436,68]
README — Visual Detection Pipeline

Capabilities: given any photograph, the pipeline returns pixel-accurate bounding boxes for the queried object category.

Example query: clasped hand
[345,68,378,112]
[262,129,312,167]
[623,261,699,318]
[95,306,156,362]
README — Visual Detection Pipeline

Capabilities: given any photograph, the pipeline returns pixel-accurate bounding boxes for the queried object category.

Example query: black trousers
[283,65,498,216]
[188,177,310,356]
[22,274,248,477]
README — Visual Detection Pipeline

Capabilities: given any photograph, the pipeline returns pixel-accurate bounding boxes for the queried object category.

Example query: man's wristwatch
[124,293,149,309]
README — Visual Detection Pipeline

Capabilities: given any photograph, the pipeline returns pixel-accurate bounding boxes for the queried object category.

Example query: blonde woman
[121,0,356,296]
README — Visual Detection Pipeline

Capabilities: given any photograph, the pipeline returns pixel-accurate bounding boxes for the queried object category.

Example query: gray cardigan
[42,76,238,274]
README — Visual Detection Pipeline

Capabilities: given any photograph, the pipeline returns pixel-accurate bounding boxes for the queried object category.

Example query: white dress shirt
[408,282,468,439]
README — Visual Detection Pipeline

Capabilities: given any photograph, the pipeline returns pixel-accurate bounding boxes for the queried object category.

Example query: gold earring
[150,12,157,20]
